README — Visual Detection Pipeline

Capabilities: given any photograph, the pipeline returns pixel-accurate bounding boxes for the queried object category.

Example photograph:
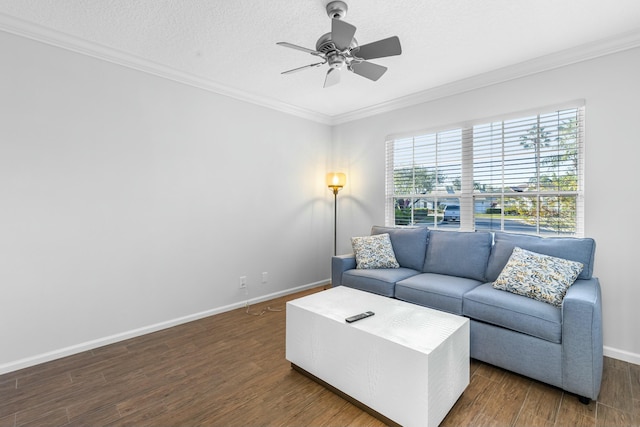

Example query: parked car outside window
[443,205,460,222]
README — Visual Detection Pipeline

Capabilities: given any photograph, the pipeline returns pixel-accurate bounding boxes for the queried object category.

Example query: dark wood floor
[1,286,638,426]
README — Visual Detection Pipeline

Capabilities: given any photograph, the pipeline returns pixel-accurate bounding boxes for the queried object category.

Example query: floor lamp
[327,172,346,256]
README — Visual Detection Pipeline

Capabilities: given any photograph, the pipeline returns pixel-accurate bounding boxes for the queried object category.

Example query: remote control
[345,311,375,323]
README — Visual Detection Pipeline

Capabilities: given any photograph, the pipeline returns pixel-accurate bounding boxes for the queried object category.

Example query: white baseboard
[0,280,329,375]
[603,346,640,366]
[5,281,637,376]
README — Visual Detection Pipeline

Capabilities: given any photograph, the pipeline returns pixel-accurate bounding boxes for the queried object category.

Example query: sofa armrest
[561,278,603,400]
[331,254,356,287]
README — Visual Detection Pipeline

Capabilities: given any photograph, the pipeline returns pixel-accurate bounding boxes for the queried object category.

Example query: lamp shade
[326,172,346,189]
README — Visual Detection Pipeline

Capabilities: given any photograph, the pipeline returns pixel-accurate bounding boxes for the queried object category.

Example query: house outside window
[385,104,585,236]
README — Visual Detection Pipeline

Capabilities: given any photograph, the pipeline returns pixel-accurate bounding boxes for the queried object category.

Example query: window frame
[385,102,585,237]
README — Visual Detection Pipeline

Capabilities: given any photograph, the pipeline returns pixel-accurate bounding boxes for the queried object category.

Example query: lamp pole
[332,186,339,256]
[326,172,346,257]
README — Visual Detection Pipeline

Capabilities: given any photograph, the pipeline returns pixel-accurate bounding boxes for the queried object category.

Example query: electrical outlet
[239,276,247,289]
[261,272,268,284]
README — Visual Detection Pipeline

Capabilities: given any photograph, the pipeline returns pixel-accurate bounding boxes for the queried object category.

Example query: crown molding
[330,28,640,125]
[0,13,333,125]
[2,12,638,127]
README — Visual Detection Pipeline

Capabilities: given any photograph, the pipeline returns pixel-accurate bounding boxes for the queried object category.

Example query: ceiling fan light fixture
[327,52,346,69]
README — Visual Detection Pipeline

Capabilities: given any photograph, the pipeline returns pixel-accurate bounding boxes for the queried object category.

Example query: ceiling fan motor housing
[315,32,358,55]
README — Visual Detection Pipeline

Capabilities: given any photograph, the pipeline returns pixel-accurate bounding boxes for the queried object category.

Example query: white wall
[0,31,333,372]
[2,28,639,374]
[332,47,640,364]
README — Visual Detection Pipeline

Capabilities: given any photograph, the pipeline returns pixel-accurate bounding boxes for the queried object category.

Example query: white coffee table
[286,286,469,427]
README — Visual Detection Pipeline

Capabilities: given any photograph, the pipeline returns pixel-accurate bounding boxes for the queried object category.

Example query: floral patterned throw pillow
[493,247,584,307]
[351,233,400,269]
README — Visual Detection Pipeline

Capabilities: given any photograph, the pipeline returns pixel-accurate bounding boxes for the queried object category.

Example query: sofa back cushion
[422,230,492,281]
[371,226,428,271]
[485,232,596,282]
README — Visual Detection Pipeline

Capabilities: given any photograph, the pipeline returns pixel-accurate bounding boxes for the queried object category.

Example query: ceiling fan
[277,1,402,88]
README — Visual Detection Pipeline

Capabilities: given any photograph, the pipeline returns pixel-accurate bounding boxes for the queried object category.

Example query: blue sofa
[331,226,603,403]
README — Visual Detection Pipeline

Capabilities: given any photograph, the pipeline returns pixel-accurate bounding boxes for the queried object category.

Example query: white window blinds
[385,129,462,229]
[386,104,585,236]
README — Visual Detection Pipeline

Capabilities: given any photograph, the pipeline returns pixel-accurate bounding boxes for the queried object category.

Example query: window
[386,129,462,229]
[386,105,584,236]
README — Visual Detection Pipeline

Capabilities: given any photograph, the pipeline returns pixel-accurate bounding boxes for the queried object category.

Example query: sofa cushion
[395,273,483,315]
[371,226,429,271]
[341,268,419,297]
[351,233,399,269]
[422,230,492,281]
[463,283,562,343]
[486,232,595,282]
[493,247,584,307]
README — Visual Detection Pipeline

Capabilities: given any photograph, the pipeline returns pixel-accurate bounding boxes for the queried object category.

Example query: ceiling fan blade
[331,18,356,50]
[281,62,326,74]
[350,61,388,81]
[276,42,322,56]
[354,36,402,60]
[324,68,341,88]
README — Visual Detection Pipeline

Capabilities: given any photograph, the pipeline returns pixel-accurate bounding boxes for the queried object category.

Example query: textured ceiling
[1,0,640,123]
